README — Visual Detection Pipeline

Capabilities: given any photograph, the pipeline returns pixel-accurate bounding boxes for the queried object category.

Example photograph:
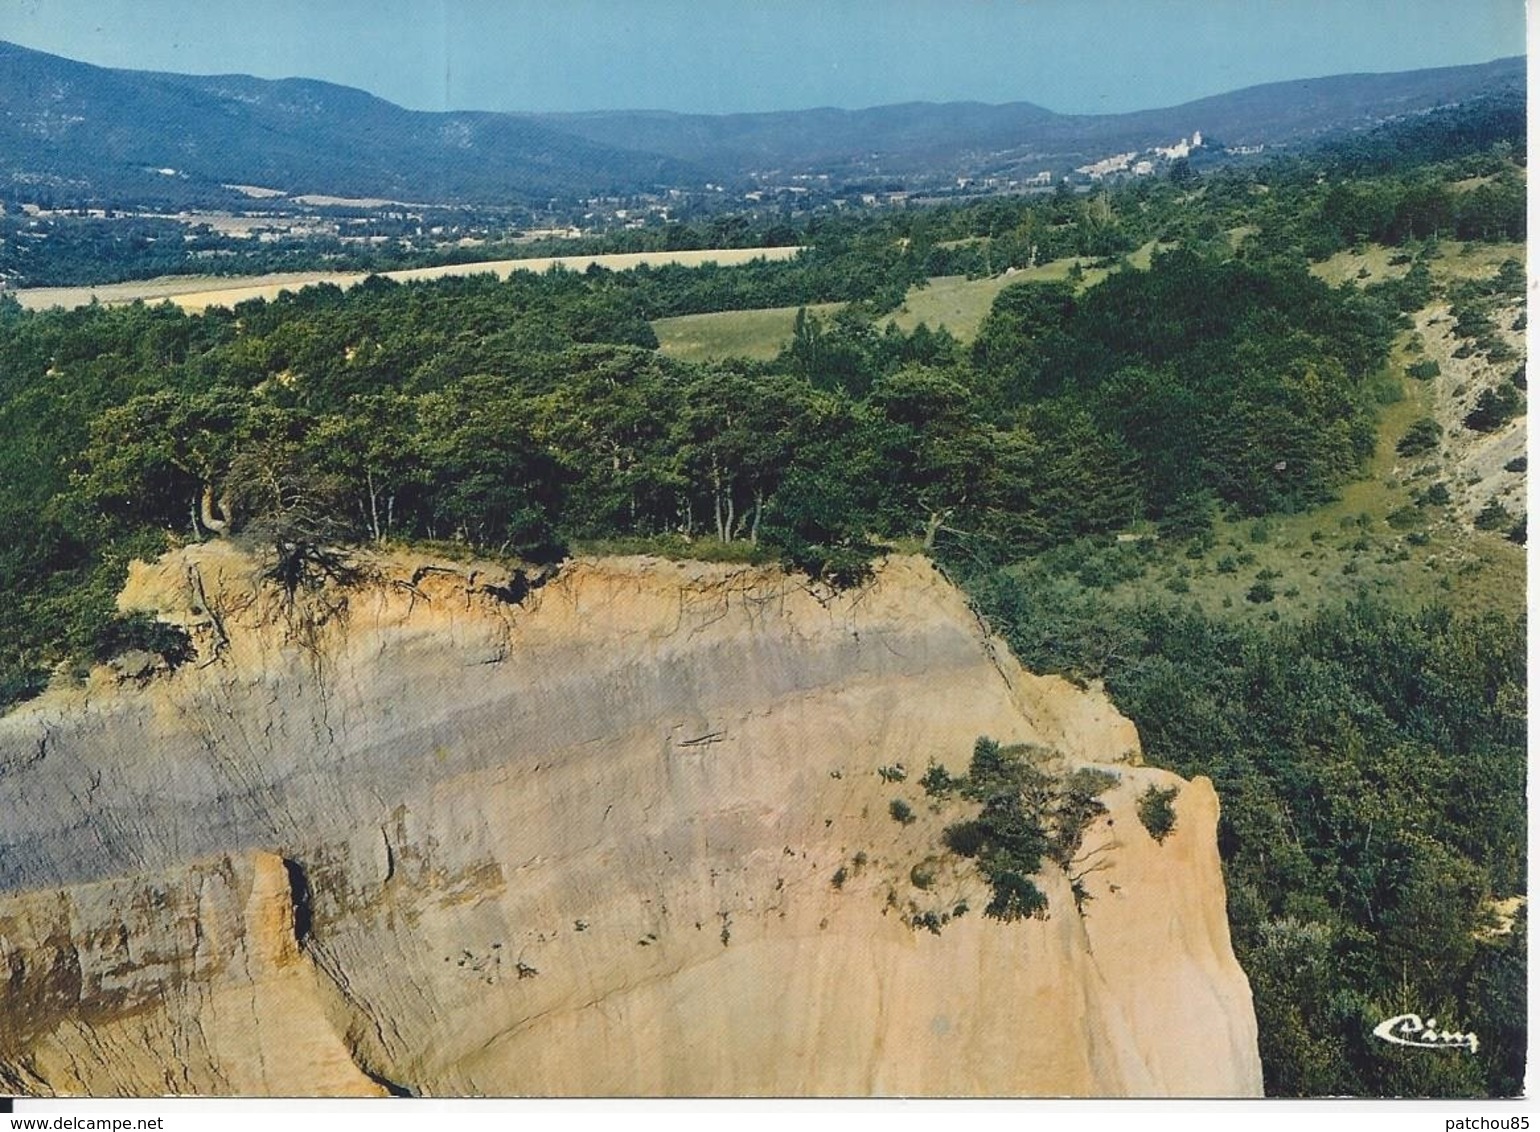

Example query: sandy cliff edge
[0,546,1261,1096]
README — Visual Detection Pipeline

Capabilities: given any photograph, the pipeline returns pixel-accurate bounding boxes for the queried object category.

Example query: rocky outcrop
[0,545,1261,1096]
[1408,294,1526,528]
[0,851,386,1096]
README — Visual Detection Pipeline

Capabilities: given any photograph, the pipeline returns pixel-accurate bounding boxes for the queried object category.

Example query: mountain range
[531,57,1526,180]
[0,40,1524,208]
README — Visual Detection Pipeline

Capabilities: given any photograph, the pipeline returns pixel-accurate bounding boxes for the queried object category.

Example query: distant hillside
[0,41,700,207]
[526,100,1066,177]
[0,41,1523,208]
[529,57,1526,181]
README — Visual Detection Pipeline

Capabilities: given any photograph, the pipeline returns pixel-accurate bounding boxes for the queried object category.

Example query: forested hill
[529,57,1526,179]
[0,39,1523,208]
[0,40,701,208]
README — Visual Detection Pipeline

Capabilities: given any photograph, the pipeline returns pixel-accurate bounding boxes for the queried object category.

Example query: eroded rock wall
[0,547,1261,1096]
[0,850,385,1096]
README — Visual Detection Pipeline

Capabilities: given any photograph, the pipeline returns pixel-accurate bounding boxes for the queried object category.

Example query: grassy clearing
[1251,244,1527,619]
[885,274,1019,342]
[651,271,1045,361]
[652,301,844,362]
[1449,174,1499,193]
[1426,240,1526,282]
[1309,244,1413,287]
[1311,239,1525,289]
[889,241,1163,342]
[1124,240,1165,269]
[1007,483,1523,635]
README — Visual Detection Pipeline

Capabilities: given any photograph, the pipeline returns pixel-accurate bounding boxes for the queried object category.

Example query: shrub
[1481,337,1515,363]
[983,871,1049,921]
[909,859,939,889]
[889,798,916,825]
[1475,499,1514,531]
[1466,385,1523,432]
[909,910,944,934]
[920,761,956,797]
[1406,359,1441,380]
[0,665,49,714]
[1453,302,1494,339]
[1494,258,1525,296]
[942,819,987,857]
[1158,491,1217,542]
[1396,418,1443,457]
[1051,768,1118,865]
[1503,456,1527,473]
[963,737,1021,801]
[1246,578,1277,604]
[1137,785,1180,843]
[90,612,196,669]
[943,739,1058,919]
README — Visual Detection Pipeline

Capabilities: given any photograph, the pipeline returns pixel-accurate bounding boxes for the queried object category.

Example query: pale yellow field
[13,246,803,313]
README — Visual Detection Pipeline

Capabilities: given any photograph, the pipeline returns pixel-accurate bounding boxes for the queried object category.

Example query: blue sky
[1,0,1526,114]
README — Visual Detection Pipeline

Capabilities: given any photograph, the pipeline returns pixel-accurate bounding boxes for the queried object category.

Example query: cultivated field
[11,246,803,313]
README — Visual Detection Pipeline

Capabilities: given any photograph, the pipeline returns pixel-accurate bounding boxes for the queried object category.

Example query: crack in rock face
[0,547,1262,1097]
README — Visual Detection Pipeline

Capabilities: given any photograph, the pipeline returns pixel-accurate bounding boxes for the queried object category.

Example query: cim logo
[1373,1012,1479,1053]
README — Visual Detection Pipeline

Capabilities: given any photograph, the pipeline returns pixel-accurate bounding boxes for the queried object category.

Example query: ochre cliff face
[0,852,385,1096]
[0,546,1262,1096]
